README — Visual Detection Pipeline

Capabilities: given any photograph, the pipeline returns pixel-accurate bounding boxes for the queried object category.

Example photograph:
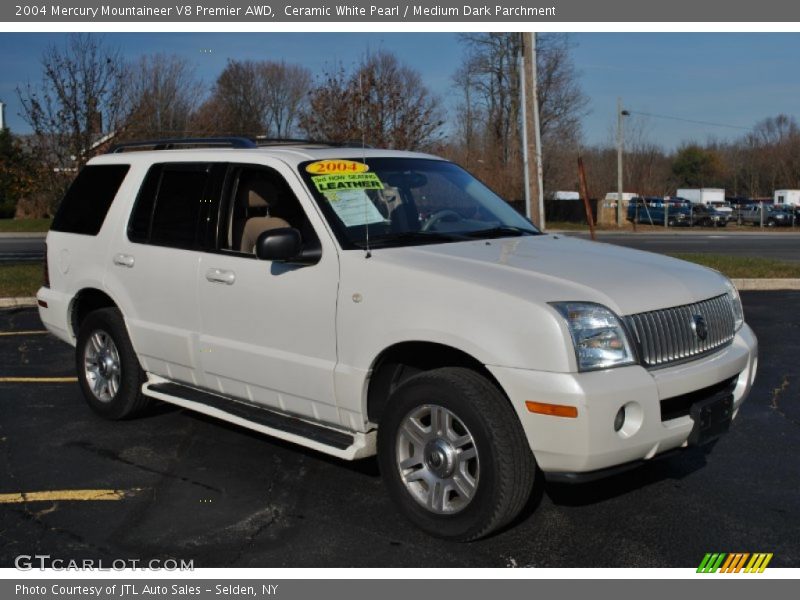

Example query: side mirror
[255,228,302,262]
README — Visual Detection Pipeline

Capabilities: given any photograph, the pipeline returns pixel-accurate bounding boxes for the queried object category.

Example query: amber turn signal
[525,401,578,418]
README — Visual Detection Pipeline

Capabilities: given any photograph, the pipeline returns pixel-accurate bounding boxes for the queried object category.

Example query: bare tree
[262,61,311,138]
[450,33,589,200]
[16,34,126,206]
[455,33,521,168]
[193,59,311,137]
[296,64,358,143]
[123,54,203,139]
[299,51,443,149]
[202,59,268,135]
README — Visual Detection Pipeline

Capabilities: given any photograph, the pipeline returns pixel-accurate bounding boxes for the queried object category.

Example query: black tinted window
[51,164,130,235]
[128,164,211,249]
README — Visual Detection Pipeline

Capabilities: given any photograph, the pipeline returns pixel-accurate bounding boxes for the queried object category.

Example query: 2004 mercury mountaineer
[37,138,758,541]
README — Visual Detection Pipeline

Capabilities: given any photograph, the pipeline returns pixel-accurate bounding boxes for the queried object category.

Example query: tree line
[577,113,800,202]
[1,33,796,218]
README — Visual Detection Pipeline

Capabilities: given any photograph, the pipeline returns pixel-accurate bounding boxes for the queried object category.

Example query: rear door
[105,162,225,386]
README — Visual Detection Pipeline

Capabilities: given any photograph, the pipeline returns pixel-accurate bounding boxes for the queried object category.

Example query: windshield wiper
[464,226,539,239]
[355,230,469,248]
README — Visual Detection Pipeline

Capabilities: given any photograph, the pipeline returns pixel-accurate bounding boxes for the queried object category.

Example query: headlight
[550,302,637,371]
[724,278,744,331]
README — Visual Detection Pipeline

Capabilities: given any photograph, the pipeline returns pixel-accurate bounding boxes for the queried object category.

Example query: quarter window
[51,164,130,235]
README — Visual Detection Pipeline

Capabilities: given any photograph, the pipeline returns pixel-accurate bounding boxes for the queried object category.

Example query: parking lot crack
[770,375,799,426]
[66,441,223,493]
[225,510,279,567]
[8,503,117,557]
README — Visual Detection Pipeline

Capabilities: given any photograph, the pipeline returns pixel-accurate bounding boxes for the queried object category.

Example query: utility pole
[616,98,630,227]
[521,32,544,229]
[616,97,624,226]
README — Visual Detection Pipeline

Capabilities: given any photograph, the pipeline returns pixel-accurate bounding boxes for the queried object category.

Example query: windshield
[299,157,540,249]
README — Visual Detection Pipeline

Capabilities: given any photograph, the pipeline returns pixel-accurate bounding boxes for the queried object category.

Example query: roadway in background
[562,231,800,262]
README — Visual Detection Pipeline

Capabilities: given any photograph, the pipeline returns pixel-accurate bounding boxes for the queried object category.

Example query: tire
[377,367,535,541]
[75,307,150,420]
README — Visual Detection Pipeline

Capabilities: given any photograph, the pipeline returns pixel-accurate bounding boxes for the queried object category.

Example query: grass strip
[0,218,52,233]
[669,253,800,278]
[0,263,44,297]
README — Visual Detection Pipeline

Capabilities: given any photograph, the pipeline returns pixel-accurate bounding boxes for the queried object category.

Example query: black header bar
[3,1,799,22]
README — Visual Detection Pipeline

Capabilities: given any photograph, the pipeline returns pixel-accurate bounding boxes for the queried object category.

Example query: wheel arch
[69,288,120,339]
[366,341,508,425]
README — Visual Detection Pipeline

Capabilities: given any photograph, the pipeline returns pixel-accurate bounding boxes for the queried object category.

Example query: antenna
[359,67,371,259]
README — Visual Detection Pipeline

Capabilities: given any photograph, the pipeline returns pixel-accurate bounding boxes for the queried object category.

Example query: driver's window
[222,165,318,255]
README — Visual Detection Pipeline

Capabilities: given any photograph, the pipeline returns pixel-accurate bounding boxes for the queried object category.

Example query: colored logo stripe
[697,553,726,573]
[697,553,773,573]
[745,553,773,573]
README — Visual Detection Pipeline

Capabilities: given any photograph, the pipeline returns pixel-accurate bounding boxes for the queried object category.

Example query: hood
[371,234,728,316]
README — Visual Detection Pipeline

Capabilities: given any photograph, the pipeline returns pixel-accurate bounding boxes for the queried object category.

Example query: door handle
[113,253,135,268]
[205,268,236,285]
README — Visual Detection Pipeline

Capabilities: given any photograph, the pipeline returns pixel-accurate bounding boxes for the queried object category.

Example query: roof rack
[108,137,258,153]
[107,136,374,154]
[254,137,373,149]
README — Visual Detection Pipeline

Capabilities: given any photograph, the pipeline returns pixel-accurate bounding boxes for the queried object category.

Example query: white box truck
[774,190,800,207]
[676,188,726,205]
[552,191,580,200]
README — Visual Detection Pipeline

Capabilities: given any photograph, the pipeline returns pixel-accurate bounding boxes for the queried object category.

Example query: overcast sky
[1,32,798,150]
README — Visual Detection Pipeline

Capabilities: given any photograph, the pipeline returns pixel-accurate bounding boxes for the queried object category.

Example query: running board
[142,381,376,460]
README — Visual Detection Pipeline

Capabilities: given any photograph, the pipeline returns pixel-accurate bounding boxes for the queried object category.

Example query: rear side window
[51,164,130,235]
[128,163,213,249]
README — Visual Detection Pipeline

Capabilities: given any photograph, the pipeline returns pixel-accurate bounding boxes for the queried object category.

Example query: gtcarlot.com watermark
[15,554,194,571]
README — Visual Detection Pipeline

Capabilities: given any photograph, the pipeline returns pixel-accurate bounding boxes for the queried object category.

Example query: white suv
[38,138,758,540]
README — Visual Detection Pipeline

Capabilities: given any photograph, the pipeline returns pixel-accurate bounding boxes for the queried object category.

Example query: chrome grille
[624,294,735,368]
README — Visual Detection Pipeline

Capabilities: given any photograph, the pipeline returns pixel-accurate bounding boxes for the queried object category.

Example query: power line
[627,110,751,131]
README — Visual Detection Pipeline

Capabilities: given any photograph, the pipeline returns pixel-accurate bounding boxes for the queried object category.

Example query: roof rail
[108,137,258,153]
[254,137,373,149]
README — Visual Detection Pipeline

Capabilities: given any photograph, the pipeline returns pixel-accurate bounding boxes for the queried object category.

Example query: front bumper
[488,323,758,475]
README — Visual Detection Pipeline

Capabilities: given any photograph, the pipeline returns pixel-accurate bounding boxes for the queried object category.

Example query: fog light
[614,406,626,432]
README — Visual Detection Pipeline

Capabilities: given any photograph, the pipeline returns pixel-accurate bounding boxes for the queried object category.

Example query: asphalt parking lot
[1,294,798,568]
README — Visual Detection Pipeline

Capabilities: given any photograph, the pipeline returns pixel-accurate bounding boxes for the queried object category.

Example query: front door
[196,162,341,427]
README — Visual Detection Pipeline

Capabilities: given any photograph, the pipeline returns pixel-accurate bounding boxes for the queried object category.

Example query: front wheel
[377,367,535,541]
[76,307,150,420]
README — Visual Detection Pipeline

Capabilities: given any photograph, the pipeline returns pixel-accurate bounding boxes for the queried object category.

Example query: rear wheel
[76,308,149,419]
[377,367,535,541]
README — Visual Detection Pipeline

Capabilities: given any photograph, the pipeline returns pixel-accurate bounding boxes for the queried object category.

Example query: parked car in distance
[738,204,795,227]
[627,198,725,227]
[708,201,735,222]
[689,203,728,227]
[626,197,688,226]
